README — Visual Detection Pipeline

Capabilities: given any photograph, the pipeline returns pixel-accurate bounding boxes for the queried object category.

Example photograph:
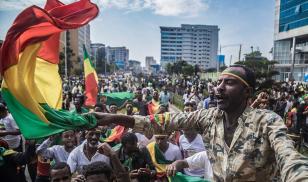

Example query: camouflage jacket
[134,107,308,182]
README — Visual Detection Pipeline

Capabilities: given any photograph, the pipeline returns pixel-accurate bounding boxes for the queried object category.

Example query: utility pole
[239,44,242,62]
[229,55,233,66]
[64,31,68,79]
[290,37,296,81]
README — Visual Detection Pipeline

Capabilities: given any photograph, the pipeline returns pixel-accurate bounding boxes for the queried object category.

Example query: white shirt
[67,141,110,173]
[179,134,205,177]
[135,132,150,148]
[0,114,21,149]
[36,138,71,163]
[185,151,213,180]
[164,142,182,161]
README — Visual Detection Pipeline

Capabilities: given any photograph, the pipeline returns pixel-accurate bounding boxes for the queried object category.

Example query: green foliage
[172,94,184,111]
[165,60,199,76]
[234,51,279,90]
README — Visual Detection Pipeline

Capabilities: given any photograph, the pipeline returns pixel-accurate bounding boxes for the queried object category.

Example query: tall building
[273,0,308,81]
[106,46,129,70]
[90,43,106,66]
[128,60,142,74]
[160,24,219,70]
[78,24,91,60]
[65,24,91,74]
[145,56,157,71]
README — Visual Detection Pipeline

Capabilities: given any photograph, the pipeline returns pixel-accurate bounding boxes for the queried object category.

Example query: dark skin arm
[97,143,130,182]
[166,160,189,176]
[0,130,20,137]
[93,113,135,128]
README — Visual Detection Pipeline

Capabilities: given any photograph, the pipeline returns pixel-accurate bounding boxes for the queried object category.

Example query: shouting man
[91,65,308,181]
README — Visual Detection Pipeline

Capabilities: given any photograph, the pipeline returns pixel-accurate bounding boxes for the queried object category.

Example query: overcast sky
[0,0,275,66]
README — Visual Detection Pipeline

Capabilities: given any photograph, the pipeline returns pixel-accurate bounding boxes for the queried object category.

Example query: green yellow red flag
[83,45,98,106]
[0,0,99,139]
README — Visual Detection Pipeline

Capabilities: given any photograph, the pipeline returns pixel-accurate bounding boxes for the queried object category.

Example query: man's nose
[216,82,224,93]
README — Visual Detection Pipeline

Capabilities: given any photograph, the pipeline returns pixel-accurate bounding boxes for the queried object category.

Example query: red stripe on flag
[85,72,98,106]
[0,0,99,73]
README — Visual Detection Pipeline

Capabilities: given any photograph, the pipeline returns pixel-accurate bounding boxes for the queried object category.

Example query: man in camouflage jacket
[93,65,308,181]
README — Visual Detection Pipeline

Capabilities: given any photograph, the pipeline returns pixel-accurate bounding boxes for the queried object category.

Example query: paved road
[169,104,181,113]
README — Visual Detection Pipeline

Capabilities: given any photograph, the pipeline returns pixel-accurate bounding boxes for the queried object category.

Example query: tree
[182,65,194,76]
[234,51,279,90]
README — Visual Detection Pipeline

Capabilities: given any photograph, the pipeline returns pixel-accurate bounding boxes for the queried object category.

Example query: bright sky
[0,0,275,66]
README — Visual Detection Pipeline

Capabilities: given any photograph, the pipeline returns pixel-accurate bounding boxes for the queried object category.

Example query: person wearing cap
[91,65,308,181]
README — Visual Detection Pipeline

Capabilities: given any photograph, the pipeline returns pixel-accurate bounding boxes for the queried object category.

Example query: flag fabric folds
[102,92,134,107]
[147,142,173,178]
[168,172,210,182]
[83,45,98,106]
[0,0,99,139]
[100,125,126,143]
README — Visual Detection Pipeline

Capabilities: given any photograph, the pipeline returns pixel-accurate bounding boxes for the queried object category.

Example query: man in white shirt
[147,134,182,181]
[179,129,206,177]
[166,151,213,180]
[67,128,110,173]
[36,130,76,163]
[154,134,182,161]
[0,104,21,150]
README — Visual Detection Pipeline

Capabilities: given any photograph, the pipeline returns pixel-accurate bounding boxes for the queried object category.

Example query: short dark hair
[0,103,7,112]
[50,162,71,174]
[230,64,256,92]
[121,132,138,145]
[94,103,104,109]
[82,161,112,180]
[184,102,193,107]
[109,102,117,107]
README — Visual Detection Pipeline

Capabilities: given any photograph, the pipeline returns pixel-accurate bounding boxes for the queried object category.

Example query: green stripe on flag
[2,88,97,139]
[168,172,211,182]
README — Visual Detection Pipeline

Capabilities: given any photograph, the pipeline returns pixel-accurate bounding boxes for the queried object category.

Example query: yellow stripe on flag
[2,43,55,123]
[84,58,98,83]
[36,57,62,109]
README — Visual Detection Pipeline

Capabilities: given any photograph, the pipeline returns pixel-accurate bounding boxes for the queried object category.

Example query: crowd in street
[1,66,308,182]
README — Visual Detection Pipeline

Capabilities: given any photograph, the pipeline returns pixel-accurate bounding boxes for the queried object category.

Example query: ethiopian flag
[0,0,99,139]
[83,45,98,106]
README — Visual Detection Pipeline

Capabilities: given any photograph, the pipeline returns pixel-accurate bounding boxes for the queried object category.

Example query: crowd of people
[1,66,308,182]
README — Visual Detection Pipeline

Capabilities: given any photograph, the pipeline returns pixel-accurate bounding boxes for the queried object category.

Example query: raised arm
[93,108,212,135]
[267,113,308,181]
[36,137,56,159]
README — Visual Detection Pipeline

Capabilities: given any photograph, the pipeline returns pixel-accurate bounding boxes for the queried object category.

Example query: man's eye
[225,80,235,84]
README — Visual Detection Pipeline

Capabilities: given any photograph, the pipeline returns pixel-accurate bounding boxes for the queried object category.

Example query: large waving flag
[0,0,99,139]
[83,45,98,106]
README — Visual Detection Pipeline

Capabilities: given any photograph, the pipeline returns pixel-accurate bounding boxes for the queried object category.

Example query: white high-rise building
[145,56,157,71]
[78,24,91,59]
[106,46,129,70]
[160,24,219,70]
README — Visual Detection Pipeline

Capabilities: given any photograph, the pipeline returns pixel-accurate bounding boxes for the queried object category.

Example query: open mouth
[216,94,225,103]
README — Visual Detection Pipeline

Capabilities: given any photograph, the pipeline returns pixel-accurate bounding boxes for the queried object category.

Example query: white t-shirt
[67,141,110,173]
[185,151,213,180]
[36,138,72,163]
[179,134,205,177]
[0,114,21,149]
[164,142,183,161]
[135,132,150,148]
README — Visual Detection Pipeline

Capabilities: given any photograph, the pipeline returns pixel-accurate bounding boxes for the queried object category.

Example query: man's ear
[244,87,253,98]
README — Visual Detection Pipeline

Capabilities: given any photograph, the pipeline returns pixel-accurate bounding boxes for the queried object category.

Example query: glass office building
[273,0,308,81]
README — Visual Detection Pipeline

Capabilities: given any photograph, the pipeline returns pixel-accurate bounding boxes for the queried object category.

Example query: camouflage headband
[221,67,250,87]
